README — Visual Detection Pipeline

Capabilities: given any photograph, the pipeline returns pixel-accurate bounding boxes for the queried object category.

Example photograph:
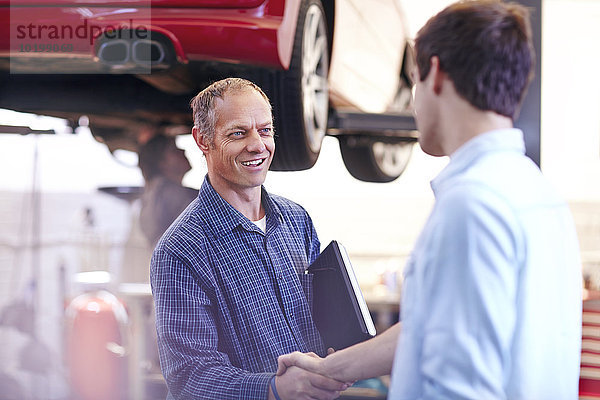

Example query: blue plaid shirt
[151,176,325,399]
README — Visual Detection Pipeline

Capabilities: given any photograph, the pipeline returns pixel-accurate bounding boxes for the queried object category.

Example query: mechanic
[138,133,198,247]
[150,77,348,400]
[277,1,583,399]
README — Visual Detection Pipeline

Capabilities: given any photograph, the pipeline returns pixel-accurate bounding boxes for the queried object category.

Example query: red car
[0,0,416,182]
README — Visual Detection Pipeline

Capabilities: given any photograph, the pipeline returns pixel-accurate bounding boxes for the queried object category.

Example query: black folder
[307,240,376,350]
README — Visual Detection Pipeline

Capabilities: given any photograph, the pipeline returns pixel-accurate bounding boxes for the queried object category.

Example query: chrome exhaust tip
[97,40,130,66]
[96,31,173,71]
[131,39,166,67]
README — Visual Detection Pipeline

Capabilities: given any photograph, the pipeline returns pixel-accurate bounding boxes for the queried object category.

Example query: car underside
[0,0,418,182]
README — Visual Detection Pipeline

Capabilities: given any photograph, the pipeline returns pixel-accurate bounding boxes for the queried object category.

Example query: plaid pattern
[151,176,324,399]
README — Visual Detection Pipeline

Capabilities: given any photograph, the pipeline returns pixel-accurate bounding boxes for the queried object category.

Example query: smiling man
[150,78,346,400]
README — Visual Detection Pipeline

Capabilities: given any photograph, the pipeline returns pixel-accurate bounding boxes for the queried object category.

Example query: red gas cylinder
[66,290,129,400]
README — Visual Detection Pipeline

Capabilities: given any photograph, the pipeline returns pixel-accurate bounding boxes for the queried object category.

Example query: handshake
[271,348,353,400]
[271,323,399,400]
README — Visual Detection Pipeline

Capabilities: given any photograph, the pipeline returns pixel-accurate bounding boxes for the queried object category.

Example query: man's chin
[418,140,445,157]
[243,173,268,189]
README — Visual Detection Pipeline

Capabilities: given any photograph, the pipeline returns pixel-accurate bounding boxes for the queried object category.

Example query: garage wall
[542,0,600,287]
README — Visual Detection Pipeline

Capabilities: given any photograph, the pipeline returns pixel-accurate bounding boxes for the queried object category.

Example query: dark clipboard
[307,240,376,350]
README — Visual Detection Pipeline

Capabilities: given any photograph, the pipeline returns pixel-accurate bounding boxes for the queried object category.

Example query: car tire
[339,138,414,183]
[263,0,329,171]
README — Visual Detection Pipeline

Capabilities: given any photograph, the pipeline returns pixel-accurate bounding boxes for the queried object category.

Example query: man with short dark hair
[138,134,197,247]
[151,78,346,400]
[278,2,582,398]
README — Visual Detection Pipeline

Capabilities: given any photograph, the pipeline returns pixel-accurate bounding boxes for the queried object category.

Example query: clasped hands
[272,349,353,400]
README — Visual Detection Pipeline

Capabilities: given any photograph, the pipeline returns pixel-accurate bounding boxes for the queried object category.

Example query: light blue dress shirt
[389,129,582,399]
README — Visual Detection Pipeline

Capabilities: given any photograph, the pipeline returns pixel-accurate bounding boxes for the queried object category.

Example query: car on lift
[0,0,417,182]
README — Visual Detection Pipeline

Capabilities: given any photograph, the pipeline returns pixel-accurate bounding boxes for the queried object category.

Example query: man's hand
[277,351,326,377]
[270,364,348,400]
[278,324,401,384]
[277,349,348,381]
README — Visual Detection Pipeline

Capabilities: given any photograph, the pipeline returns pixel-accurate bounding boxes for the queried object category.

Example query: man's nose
[245,130,267,153]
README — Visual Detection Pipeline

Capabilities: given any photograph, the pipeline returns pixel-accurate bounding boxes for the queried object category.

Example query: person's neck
[208,175,264,221]
[162,171,185,185]
[442,101,513,156]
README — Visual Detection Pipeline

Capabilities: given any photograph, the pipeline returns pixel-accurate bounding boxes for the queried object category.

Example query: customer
[150,78,347,399]
[278,2,583,399]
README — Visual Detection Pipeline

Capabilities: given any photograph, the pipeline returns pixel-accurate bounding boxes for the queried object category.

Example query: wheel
[339,137,414,183]
[261,0,329,171]
[387,41,416,113]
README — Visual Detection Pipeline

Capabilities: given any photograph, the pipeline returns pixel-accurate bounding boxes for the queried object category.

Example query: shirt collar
[198,175,283,236]
[431,128,525,196]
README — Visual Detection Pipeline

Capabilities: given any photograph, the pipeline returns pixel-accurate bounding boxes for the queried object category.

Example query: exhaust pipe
[97,40,130,66]
[132,39,166,66]
[97,33,172,69]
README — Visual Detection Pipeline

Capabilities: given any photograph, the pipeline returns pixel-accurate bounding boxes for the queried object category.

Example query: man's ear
[192,126,210,154]
[430,56,445,95]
